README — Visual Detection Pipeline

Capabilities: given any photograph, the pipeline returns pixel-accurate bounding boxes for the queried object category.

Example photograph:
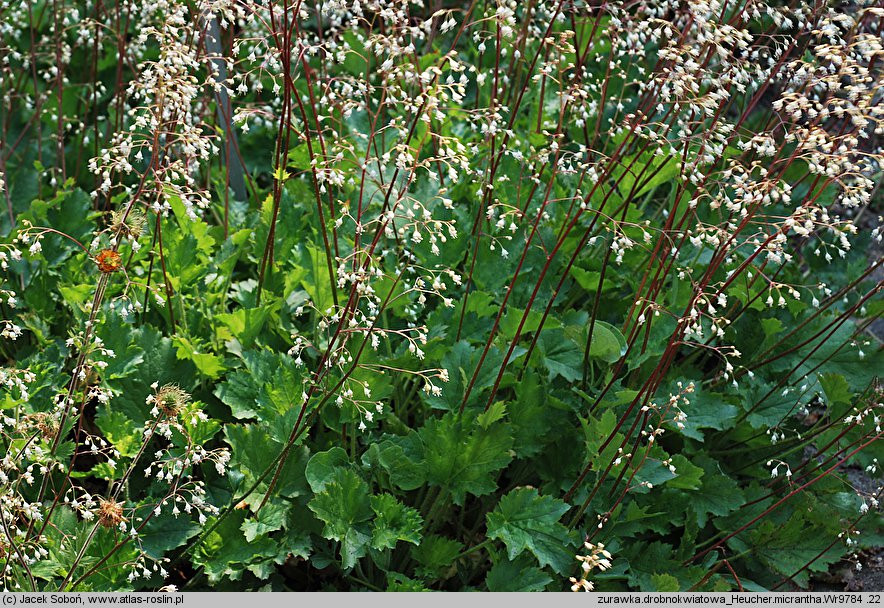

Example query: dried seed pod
[97,499,126,528]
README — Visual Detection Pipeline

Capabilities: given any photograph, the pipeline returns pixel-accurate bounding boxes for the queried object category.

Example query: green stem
[346,574,383,592]
[422,486,449,534]
[455,538,493,561]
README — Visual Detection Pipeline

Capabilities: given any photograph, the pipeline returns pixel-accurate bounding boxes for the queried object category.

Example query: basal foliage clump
[0,0,881,592]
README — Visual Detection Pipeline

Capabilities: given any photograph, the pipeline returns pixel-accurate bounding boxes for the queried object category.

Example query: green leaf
[308,468,372,569]
[215,304,277,349]
[224,424,277,488]
[819,372,853,406]
[537,329,584,382]
[746,518,844,587]
[369,494,423,550]
[588,321,627,363]
[386,572,430,592]
[427,340,504,410]
[652,573,680,592]
[583,409,620,469]
[214,370,262,419]
[744,380,800,429]
[139,513,200,559]
[214,351,306,425]
[281,505,315,560]
[624,541,711,591]
[287,140,320,171]
[679,389,739,441]
[420,413,514,505]
[302,245,335,313]
[760,318,784,340]
[410,535,463,580]
[618,151,679,199]
[476,401,507,429]
[486,555,553,592]
[630,459,677,493]
[162,232,207,290]
[102,326,197,428]
[776,321,881,393]
[273,165,290,182]
[499,306,555,340]
[365,438,427,491]
[95,408,140,458]
[571,268,601,292]
[667,455,704,490]
[275,445,312,499]
[486,487,574,573]
[172,335,225,379]
[305,447,351,493]
[609,501,669,538]
[195,511,278,583]
[95,313,145,380]
[509,375,557,458]
[168,194,217,254]
[241,502,290,542]
[690,461,746,527]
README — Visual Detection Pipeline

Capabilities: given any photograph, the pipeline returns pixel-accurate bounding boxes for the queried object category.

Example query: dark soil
[810,548,884,592]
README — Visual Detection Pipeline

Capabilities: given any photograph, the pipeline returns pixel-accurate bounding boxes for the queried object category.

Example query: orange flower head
[96,249,123,273]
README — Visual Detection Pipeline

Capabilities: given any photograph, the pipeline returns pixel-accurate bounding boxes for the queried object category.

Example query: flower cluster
[570,541,613,592]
